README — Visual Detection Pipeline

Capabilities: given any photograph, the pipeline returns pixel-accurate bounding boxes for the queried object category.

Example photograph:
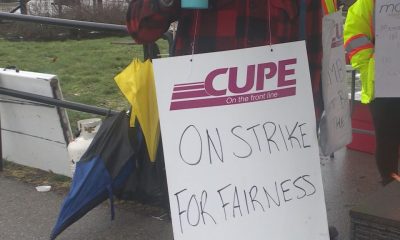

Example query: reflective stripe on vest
[322,0,337,15]
[345,34,373,59]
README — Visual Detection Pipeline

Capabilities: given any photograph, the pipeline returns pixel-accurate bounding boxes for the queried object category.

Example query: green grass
[2,160,72,194]
[0,36,169,130]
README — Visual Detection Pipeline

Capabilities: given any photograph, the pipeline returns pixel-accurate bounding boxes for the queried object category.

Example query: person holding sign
[344,0,400,186]
[126,1,343,240]
[126,0,324,119]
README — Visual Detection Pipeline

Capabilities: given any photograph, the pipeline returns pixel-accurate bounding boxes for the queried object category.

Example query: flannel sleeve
[126,0,180,43]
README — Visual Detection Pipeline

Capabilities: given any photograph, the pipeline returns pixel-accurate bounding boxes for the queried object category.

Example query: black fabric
[51,112,136,239]
[115,123,169,209]
[369,98,400,184]
[80,111,136,179]
[78,111,169,207]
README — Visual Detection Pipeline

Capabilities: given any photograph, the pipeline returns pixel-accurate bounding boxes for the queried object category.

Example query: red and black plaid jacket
[126,0,323,117]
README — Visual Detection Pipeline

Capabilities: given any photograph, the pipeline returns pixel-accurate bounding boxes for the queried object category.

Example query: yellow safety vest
[344,0,375,103]
[321,0,337,15]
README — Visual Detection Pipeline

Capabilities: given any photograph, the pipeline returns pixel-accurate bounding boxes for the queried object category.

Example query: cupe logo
[170,58,298,111]
[331,23,343,48]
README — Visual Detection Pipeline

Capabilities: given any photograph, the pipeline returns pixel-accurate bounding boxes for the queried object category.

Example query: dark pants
[369,98,400,185]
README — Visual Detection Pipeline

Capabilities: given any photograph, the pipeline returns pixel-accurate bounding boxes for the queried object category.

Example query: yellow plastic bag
[114,59,160,162]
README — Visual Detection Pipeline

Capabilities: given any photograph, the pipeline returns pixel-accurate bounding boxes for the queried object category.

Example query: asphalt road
[0,176,173,240]
[0,148,387,240]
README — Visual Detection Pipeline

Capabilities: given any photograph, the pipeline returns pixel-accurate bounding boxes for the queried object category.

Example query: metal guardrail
[0,87,120,116]
[0,12,127,33]
[0,12,131,170]
[0,12,172,114]
[0,12,174,170]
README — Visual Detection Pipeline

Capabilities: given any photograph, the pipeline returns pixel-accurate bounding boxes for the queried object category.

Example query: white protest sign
[319,10,352,156]
[375,0,400,97]
[153,42,329,240]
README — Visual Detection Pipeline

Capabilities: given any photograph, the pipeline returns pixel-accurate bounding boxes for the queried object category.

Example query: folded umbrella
[50,111,136,240]
[114,59,160,162]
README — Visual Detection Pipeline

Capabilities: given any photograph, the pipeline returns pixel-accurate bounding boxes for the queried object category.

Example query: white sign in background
[153,42,329,240]
[319,10,352,156]
[375,0,400,97]
[0,69,73,177]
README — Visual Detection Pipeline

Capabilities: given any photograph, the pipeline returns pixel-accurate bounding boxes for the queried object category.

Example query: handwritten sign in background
[319,10,352,156]
[153,42,329,240]
[375,0,400,97]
